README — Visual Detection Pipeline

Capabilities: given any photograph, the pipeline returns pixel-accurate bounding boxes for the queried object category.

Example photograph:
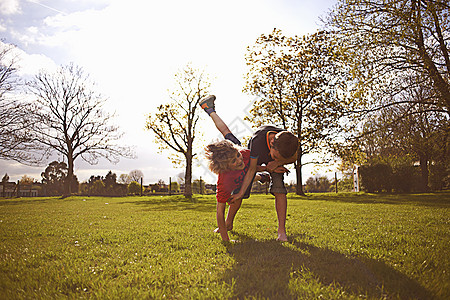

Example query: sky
[0,0,337,185]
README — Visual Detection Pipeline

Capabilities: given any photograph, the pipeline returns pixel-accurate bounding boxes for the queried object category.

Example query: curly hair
[204,140,240,174]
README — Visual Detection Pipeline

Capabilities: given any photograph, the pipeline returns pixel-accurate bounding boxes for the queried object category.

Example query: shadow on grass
[222,233,432,299]
[0,198,50,206]
[290,191,450,208]
[117,195,265,212]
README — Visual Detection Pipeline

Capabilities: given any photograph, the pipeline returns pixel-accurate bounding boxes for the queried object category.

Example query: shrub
[359,164,392,192]
[128,181,142,195]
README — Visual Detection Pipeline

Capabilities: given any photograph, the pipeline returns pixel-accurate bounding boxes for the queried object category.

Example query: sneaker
[199,95,216,115]
[258,172,270,184]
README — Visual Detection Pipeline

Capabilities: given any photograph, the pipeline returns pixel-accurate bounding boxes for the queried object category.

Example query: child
[200,95,269,242]
[229,125,298,241]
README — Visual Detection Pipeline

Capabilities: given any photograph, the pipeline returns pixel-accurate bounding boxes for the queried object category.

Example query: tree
[20,175,35,184]
[145,64,211,198]
[244,29,351,195]
[118,173,131,185]
[192,178,206,194]
[41,161,78,196]
[170,181,180,193]
[103,171,117,190]
[128,181,141,195]
[337,80,448,192]
[2,173,9,197]
[325,0,449,113]
[0,41,42,164]
[305,175,332,193]
[2,173,9,183]
[85,175,104,195]
[28,63,135,195]
[128,169,143,183]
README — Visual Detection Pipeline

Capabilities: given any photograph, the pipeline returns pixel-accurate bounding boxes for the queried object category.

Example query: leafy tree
[20,175,35,184]
[244,29,351,195]
[103,171,117,189]
[359,164,393,193]
[2,173,9,183]
[1,173,9,196]
[192,178,206,194]
[118,173,131,184]
[91,179,106,196]
[28,63,135,195]
[0,41,42,164]
[337,81,448,191]
[324,0,449,113]
[145,64,211,198]
[85,175,104,195]
[128,181,142,195]
[41,161,78,196]
[305,175,332,193]
[149,183,160,193]
[170,181,180,193]
[102,170,122,196]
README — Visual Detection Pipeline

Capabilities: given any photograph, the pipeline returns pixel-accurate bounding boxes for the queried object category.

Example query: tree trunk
[295,147,305,196]
[419,154,430,192]
[67,155,74,196]
[184,151,193,198]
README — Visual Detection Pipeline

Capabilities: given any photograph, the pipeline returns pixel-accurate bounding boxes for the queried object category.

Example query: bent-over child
[200,95,269,241]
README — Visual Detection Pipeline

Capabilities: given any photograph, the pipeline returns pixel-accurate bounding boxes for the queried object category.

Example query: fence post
[169,177,172,196]
[335,172,338,193]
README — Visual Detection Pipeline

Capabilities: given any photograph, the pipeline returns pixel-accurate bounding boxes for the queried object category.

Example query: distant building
[0,182,41,197]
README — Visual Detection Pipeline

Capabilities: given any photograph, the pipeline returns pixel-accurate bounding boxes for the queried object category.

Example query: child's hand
[229,193,243,203]
[227,197,235,205]
[266,161,280,173]
[274,166,289,174]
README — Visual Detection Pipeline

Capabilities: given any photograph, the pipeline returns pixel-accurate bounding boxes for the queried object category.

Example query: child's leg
[200,95,241,145]
[225,198,242,231]
[270,173,288,241]
[209,112,232,138]
[216,202,230,241]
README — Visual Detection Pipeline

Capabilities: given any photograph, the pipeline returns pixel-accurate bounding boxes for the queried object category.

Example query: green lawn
[0,192,449,299]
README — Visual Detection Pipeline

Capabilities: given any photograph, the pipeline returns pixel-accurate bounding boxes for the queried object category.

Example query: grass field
[0,192,449,299]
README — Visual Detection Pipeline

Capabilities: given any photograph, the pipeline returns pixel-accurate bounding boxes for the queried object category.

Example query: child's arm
[216,202,229,241]
[265,151,297,173]
[229,157,258,202]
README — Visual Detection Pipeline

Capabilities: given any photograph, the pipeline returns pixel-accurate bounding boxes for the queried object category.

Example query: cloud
[0,0,21,15]
[0,40,57,76]
[1,0,337,184]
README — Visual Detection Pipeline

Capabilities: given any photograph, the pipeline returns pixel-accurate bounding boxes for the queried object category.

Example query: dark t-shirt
[248,125,284,165]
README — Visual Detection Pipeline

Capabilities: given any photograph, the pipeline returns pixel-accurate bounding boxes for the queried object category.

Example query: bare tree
[0,41,43,164]
[28,63,135,195]
[129,169,144,183]
[145,64,211,198]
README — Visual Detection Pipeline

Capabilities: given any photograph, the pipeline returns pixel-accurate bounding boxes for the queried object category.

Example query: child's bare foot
[213,225,233,233]
[277,232,288,242]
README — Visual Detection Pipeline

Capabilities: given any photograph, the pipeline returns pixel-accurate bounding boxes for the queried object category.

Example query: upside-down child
[200,95,269,241]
